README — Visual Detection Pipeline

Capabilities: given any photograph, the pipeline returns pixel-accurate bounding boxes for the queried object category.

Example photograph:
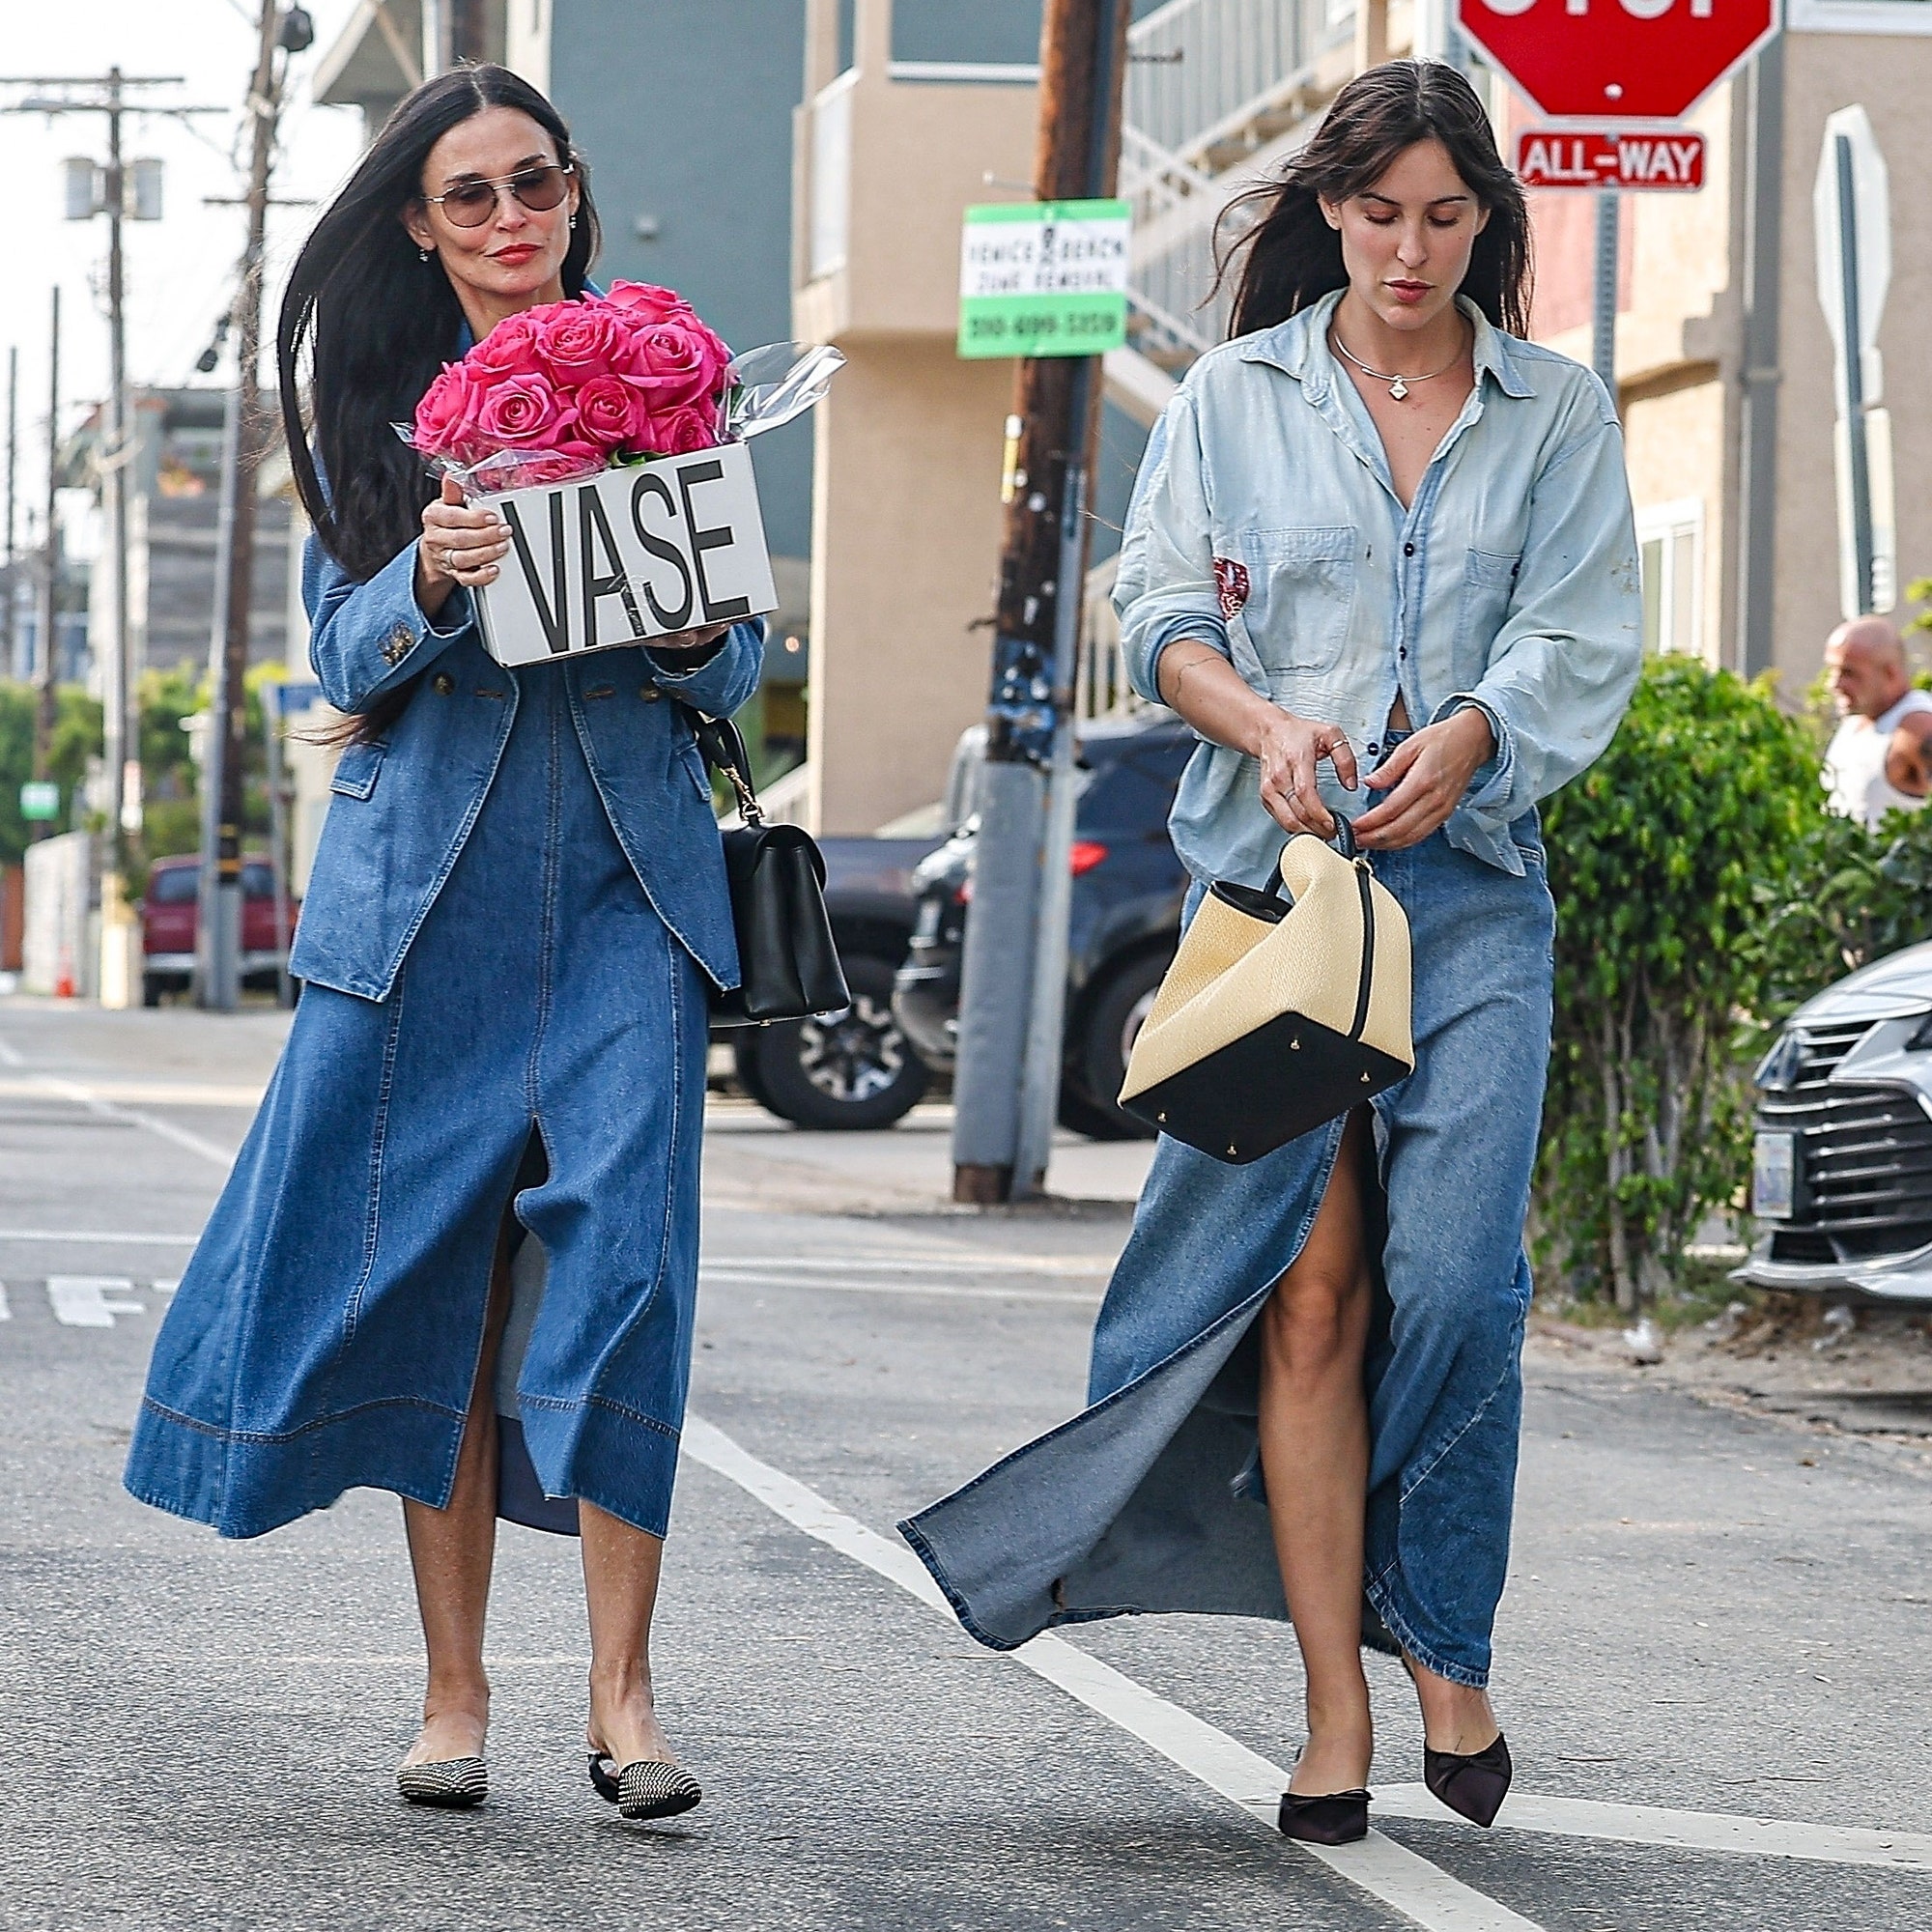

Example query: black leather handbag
[684,709,850,1028]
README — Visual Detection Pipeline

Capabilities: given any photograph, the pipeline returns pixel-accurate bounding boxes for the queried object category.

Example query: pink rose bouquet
[405,280,734,496]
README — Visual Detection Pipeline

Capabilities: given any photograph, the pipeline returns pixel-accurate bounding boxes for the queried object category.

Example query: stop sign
[1455,0,1778,124]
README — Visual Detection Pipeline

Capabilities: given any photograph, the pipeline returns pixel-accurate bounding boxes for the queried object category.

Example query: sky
[0,0,370,554]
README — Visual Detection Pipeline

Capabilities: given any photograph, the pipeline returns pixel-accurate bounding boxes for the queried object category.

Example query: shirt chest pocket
[1454,548,1520,684]
[1228,526,1358,676]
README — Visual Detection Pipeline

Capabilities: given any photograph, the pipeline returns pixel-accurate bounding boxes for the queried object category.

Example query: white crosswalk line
[0,1230,199,1247]
[1375,1782,1932,1873]
[0,1284,10,1321]
[26,1076,237,1170]
[46,1278,140,1327]
[684,1412,1932,1916]
[681,1413,1544,1932]
[699,1266,1099,1306]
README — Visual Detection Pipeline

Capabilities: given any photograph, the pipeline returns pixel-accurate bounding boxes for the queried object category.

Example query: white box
[473,439,778,667]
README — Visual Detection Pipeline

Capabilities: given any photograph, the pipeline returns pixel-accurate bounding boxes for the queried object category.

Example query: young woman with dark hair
[124,66,763,1822]
[902,61,1642,1844]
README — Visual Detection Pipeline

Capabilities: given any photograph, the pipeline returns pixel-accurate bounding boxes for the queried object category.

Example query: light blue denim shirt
[1114,288,1642,885]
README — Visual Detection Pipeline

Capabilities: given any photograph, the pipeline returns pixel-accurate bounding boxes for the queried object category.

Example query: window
[1636,499,1702,658]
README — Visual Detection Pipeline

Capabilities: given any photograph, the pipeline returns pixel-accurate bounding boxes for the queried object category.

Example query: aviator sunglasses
[424,160,575,228]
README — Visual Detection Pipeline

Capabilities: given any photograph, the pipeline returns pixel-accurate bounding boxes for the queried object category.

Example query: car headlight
[1753,1030,1804,1092]
[1908,1011,1932,1051]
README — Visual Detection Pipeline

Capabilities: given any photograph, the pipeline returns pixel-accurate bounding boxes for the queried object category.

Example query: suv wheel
[1060,950,1170,1141]
[740,953,930,1131]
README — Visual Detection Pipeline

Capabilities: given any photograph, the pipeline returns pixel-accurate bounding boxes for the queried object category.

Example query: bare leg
[1259,1109,1377,1796]
[399,1223,513,1767]
[1407,1657,1500,1755]
[580,1503,677,1768]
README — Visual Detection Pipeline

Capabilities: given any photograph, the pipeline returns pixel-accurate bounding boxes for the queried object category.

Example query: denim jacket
[289,531,763,1003]
[1114,288,1642,885]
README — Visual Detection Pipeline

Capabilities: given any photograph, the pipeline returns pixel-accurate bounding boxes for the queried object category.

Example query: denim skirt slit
[899,826,1555,1688]
[124,662,710,1542]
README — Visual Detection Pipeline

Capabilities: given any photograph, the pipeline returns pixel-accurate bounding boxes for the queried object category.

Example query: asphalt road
[3,998,1930,1932]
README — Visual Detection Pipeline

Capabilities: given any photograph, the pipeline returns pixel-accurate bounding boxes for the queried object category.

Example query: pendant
[1388,377,1409,401]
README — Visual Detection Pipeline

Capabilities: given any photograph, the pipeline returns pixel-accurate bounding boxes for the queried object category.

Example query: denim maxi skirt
[899,825,1555,1688]
[124,662,711,1541]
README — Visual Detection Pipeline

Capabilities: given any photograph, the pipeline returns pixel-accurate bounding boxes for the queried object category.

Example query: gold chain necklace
[1329,326,1465,402]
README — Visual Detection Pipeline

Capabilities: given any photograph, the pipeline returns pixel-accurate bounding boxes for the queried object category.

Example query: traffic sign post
[1813,104,1894,618]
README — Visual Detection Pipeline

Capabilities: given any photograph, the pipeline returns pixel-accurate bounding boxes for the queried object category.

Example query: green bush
[0,682,103,867]
[1755,803,1932,1017]
[1539,657,1821,1308]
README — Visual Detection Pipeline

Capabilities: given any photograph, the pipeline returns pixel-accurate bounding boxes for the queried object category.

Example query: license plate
[1753,1131,1796,1220]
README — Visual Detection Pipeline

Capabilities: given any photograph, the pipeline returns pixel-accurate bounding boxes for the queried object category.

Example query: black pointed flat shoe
[588,1751,702,1821]
[1277,1787,1371,1845]
[1423,1730,1512,1828]
[396,1756,488,1807]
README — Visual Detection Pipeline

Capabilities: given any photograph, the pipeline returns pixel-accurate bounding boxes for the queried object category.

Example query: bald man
[1821,617,1932,829]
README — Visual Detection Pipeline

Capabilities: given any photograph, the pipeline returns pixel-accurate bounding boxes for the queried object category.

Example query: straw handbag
[1118,831,1413,1163]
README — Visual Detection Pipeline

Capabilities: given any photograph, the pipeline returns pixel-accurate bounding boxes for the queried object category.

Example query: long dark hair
[1215,61,1531,340]
[277,64,602,584]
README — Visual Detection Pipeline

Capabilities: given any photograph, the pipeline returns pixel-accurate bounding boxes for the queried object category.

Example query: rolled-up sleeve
[1114,390,1231,706]
[303,534,472,715]
[1433,407,1643,832]
[644,617,767,718]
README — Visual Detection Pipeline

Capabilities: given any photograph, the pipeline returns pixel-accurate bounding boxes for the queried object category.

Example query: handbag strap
[1273,817,1377,1041]
[1347,860,1375,1042]
[680,704,763,826]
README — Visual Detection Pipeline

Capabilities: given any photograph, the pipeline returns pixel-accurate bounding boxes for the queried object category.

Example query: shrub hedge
[1535,655,1932,1308]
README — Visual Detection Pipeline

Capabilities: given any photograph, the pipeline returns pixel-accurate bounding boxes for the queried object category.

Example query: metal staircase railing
[1126,0,1353,175]
[1117,0,1354,375]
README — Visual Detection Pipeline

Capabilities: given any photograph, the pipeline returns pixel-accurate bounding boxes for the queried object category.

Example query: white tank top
[1823,688,1932,829]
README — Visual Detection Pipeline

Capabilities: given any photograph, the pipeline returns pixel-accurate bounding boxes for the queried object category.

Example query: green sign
[19,781,59,822]
[958,198,1131,360]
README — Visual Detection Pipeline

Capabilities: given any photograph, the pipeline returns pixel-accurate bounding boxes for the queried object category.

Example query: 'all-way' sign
[1515,128,1707,194]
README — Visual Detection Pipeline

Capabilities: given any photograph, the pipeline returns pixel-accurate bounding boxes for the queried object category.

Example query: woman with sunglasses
[124,65,760,1823]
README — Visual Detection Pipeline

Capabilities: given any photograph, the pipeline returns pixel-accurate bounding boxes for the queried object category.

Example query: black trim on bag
[1349,863,1374,1042]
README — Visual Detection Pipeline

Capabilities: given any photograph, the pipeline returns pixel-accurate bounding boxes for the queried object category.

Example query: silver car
[1740,942,1932,1306]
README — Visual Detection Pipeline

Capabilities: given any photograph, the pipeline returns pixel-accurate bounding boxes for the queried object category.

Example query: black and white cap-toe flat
[587,1751,701,1821]
[396,1756,489,1807]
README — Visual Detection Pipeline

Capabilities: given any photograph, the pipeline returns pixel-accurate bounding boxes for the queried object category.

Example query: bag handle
[680,703,763,827]
[1265,813,1360,903]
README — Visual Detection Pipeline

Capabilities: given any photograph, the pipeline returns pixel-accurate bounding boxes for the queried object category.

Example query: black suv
[893,714,1193,1139]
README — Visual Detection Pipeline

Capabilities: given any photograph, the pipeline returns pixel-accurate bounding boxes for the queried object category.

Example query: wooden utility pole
[951,0,1130,1203]
[196,0,285,1009]
[988,6,1125,690]
[4,346,16,684]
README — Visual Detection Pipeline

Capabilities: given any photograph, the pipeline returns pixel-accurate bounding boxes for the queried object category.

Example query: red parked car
[142,856,298,1006]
